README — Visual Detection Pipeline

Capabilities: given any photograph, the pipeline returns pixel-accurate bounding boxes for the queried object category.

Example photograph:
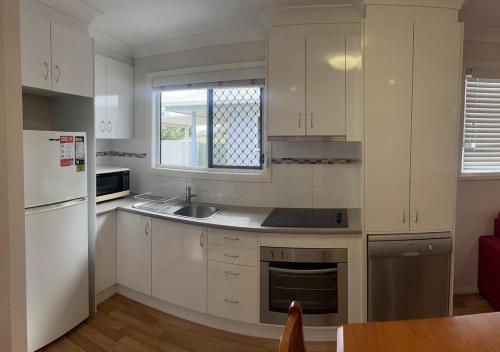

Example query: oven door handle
[269,267,338,275]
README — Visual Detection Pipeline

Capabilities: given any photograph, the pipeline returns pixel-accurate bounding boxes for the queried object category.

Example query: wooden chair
[279,301,306,352]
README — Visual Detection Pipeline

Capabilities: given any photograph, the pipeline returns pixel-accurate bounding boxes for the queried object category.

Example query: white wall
[0,0,28,350]
[105,41,361,209]
[454,36,500,294]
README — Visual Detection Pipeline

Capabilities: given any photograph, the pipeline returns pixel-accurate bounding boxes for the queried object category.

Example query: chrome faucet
[185,186,197,205]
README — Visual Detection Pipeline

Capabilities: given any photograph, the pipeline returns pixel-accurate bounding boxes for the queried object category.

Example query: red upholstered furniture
[478,216,500,310]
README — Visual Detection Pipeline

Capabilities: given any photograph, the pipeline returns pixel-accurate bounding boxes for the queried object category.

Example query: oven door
[260,261,347,326]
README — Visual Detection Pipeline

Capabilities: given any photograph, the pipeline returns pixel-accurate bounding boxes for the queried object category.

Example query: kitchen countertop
[96,197,362,234]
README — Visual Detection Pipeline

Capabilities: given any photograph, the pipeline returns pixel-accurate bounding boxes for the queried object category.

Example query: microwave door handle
[269,267,338,275]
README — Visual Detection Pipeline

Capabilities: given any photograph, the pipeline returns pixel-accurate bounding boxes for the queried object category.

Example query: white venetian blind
[463,75,500,173]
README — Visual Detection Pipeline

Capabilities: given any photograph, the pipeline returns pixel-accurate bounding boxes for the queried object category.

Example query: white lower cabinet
[207,229,259,323]
[117,211,152,295]
[96,211,117,293]
[208,288,258,324]
[151,219,208,313]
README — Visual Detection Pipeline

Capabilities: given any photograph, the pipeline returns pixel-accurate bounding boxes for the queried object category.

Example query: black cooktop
[261,208,348,228]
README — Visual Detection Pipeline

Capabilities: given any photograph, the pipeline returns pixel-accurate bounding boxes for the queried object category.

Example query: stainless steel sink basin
[173,204,223,219]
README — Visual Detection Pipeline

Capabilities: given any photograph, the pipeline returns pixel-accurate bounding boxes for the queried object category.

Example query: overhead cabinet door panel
[267,33,306,136]
[51,22,93,97]
[94,54,107,138]
[20,14,52,90]
[409,21,463,232]
[306,34,346,136]
[364,20,414,232]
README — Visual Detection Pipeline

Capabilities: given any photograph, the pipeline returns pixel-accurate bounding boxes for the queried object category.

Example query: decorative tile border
[272,158,360,165]
[96,151,147,159]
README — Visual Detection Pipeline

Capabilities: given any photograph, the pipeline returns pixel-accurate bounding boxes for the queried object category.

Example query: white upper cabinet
[20,15,93,98]
[306,34,346,136]
[117,211,151,295]
[267,28,353,138]
[267,33,306,136]
[94,55,107,138]
[20,14,52,91]
[409,21,463,232]
[51,22,93,98]
[364,17,463,233]
[152,219,208,313]
[364,20,414,233]
[95,55,134,139]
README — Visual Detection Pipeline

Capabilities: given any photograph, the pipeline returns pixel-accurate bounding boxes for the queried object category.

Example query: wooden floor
[39,294,335,352]
[40,294,495,352]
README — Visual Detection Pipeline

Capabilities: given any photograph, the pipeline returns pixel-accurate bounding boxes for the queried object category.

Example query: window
[158,81,264,171]
[462,75,500,174]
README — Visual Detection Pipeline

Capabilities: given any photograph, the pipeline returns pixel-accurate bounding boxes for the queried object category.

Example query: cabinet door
[409,21,463,232]
[20,14,51,90]
[267,33,306,136]
[94,55,107,138]
[106,58,134,139]
[306,34,346,136]
[51,22,93,98]
[96,211,117,293]
[152,219,207,313]
[346,34,362,142]
[117,211,151,295]
[364,20,414,232]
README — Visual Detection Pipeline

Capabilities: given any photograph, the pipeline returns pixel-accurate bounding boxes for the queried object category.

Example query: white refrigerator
[23,130,89,352]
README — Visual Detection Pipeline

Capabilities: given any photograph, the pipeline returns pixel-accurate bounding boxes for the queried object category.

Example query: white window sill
[459,173,500,181]
[149,165,271,183]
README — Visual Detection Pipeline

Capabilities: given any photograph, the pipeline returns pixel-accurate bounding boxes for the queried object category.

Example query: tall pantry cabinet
[364,5,463,233]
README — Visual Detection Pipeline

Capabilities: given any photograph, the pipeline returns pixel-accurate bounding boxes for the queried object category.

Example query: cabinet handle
[414,207,419,223]
[224,298,240,304]
[224,253,240,259]
[225,236,239,242]
[43,62,49,80]
[144,221,150,236]
[100,121,106,132]
[310,112,314,128]
[200,233,205,247]
[298,112,301,128]
[402,207,406,224]
[107,121,112,133]
[224,270,240,277]
[54,65,61,83]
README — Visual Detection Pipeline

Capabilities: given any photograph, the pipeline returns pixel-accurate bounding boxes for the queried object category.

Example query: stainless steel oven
[260,247,348,326]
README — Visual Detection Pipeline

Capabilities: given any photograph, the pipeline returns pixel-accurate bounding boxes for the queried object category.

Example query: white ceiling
[85,0,350,57]
[84,0,498,58]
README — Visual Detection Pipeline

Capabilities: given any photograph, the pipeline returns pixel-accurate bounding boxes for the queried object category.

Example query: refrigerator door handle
[25,197,87,215]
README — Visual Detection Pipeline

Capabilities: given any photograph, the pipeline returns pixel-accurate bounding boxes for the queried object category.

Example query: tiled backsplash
[97,139,362,208]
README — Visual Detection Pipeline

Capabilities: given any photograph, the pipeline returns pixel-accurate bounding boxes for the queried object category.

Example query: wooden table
[337,312,500,352]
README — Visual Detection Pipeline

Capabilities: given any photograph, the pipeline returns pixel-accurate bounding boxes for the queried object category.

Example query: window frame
[147,62,271,183]
[460,66,500,181]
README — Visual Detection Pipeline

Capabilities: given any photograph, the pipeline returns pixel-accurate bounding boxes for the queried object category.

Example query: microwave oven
[96,166,130,203]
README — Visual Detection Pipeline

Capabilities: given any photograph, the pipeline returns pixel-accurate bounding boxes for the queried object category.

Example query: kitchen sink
[173,204,223,219]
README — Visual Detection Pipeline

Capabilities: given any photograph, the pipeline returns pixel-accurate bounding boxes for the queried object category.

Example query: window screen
[158,81,264,170]
[463,75,500,173]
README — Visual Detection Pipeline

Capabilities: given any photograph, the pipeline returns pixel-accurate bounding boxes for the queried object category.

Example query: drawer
[208,288,258,323]
[208,244,257,267]
[208,261,258,293]
[208,228,258,249]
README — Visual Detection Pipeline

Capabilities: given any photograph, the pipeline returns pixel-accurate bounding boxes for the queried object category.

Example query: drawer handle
[224,298,240,304]
[224,270,240,277]
[224,253,240,259]
[225,236,240,242]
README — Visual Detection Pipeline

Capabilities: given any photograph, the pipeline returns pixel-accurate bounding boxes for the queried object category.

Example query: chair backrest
[279,301,306,352]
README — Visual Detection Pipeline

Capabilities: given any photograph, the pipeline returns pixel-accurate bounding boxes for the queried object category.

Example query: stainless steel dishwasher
[368,233,452,322]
